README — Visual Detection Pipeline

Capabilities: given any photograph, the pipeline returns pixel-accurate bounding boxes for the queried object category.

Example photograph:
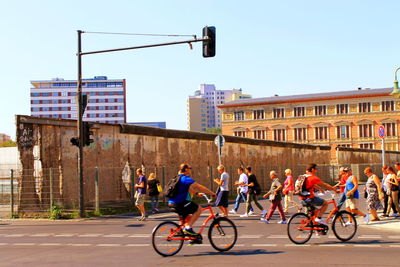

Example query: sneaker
[345,221,353,226]
[364,214,370,224]
[240,213,249,217]
[261,210,267,217]
[229,209,237,214]
[390,213,399,217]
[248,210,255,215]
[260,218,269,224]
[278,220,287,224]
[183,227,199,236]
[314,218,327,225]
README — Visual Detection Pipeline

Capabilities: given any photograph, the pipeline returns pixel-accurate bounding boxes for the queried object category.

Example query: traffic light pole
[75,28,214,218]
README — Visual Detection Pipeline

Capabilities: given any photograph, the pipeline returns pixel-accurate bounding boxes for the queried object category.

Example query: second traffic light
[202,26,216,58]
[83,122,94,146]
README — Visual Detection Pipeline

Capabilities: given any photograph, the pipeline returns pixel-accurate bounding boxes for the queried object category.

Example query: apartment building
[187,84,251,132]
[219,88,399,151]
[30,76,126,124]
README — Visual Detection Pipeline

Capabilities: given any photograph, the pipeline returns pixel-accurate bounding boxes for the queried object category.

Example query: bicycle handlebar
[198,193,212,204]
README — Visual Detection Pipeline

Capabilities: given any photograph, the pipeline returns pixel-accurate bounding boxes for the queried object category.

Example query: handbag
[364,190,368,199]
[157,184,163,193]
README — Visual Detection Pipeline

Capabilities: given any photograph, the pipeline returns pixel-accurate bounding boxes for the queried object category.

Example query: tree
[0,140,17,147]
[206,127,222,134]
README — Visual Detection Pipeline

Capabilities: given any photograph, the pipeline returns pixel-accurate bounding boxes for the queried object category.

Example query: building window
[234,131,246,137]
[359,124,373,138]
[253,110,264,120]
[315,105,326,116]
[336,104,348,114]
[383,122,396,137]
[360,143,374,149]
[358,102,371,113]
[337,144,351,148]
[294,107,305,117]
[253,130,266,139]
[273,108,285,118]
[274,129,286,141]
[294,128,307,141]
[385,143,397,151]
[337,125,350,139]
[382,101,394,111]
[234,111,244,121]
[315,126,328,140]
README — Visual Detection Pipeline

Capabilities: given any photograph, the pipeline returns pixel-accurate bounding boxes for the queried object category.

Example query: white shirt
[239,173,248,193]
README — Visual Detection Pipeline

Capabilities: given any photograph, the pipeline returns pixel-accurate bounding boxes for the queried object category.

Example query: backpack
[163,175,181,198]
[294,174,310,197]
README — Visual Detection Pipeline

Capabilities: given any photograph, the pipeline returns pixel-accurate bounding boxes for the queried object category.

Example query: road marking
[128,234,151,238]
[13,243,36,246]
[239,235,263,238]
[0,243,9,246]
[251,244,277,247]
[328,235,336,239]
[5,234,25,237]
[125,244,150,247]
[39,243,62,246]
[388,236,400,239]
[68,244,92,247]
[268,235,287,239]
[78,234,103,237]
[96,244,122,247]
[285,244,310,247]
[353,244,381,247]
[103,234,127,238]
[389,245,400,247]
[318,244,346,247]
[30,233,51,237]
[54,234,76,237]
[358,235,381,239]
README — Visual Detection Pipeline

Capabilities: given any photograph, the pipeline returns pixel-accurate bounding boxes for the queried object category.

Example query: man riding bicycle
[301,163,338,225]
[168,163,216,236]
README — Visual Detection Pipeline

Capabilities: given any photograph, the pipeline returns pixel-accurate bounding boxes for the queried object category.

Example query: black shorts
[169,201,199,217]
[215,191,229,208]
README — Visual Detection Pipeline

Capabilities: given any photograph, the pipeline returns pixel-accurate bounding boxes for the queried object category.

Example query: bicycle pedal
[189,239,203,245]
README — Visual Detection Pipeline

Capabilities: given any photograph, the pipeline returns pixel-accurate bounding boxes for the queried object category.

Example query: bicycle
[151,193,238,257]
[287,192,357,244]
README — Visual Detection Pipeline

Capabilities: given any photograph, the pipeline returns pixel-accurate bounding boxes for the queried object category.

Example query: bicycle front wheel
[287,213,313,244]
[332,210,357,242]
[152,221,184,257]
[208,217,237,252]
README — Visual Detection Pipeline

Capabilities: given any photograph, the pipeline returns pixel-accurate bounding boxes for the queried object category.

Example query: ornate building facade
[219,88,399,151]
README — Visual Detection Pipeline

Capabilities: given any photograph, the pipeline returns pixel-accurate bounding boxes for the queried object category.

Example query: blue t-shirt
[345,176,359,199]
[136,175,147,194]
[168,174,195,204]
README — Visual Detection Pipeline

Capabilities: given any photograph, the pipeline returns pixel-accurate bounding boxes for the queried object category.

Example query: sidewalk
[363,216,400,232]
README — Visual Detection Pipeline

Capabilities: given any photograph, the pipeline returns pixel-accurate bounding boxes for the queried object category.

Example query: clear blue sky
[1,0,400,139]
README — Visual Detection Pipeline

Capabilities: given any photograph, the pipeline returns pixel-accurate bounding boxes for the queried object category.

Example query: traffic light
[70,137,79,147]
[83,122,94,146]
[202,26,216,58]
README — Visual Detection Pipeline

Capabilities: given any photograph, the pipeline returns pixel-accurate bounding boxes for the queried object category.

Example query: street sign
[214,135,225,147]
[378,125,385,139]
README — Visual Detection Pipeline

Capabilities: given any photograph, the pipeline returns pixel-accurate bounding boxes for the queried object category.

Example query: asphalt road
[0,198,399,267]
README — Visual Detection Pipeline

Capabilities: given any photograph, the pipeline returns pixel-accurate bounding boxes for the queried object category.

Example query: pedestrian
[343,168,369,224]
[134,168,147,221]
[381,165,396,217]
[386,166,400,217]
[261,170,286,224]
[394,162,400,205]
[147,173,160,214]
[213,165,230,217]
[364,167,384,222]
[334,167,347,210]
[229,167,253,214]
[240,167,266,217]
[282,169,302,213]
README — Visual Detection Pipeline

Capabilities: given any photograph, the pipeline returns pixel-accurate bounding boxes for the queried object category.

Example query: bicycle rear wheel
[287,213,313,244]
[152,221,184,257]
[332,210,357,242]
[208,217,237,252]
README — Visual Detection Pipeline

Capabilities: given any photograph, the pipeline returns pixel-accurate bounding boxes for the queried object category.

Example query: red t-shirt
[339,175,347,193]
[300,174,321,199]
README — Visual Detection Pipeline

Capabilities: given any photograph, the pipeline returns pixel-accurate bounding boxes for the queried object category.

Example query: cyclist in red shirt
[301,163,338,225]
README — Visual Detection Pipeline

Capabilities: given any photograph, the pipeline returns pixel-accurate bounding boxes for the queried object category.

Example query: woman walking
[387,166,400,217]
[147,173,160,214]
[282,169,302,213]
[364,167,384,221]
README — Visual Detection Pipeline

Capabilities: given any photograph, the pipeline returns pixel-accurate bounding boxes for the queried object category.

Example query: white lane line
[68,244,92,247]
[125,244,150,247]
[30,233,52,237]
[389,245,400,247]
[358,235,381,239]
[5,234,25,237]
[353,244,381,247]
[0,243,9,246]
[96,244,122,247]
[39,243,62,246]
[268,235,287,239]
[251,244,277,247]
[13,243,36,246]
[388,236,400,239]
[78,234,103,237]
[129,234,151,238]
[239,235,263,239]
[285,244,310,247]
[103,234,127,238]
[318,244,346,247]
[54,234,76,237]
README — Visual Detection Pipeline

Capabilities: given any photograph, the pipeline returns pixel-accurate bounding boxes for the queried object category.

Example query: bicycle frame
[301,194,339,231]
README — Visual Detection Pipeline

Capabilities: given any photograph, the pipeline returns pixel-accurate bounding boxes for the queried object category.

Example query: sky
[1,0,400,139]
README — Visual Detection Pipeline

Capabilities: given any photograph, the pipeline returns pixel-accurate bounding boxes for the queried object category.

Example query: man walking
[261,170,286,224]
[241,167,266,217]
[229,167,253,214]
[214,165,230,217]
[134,168,147,221]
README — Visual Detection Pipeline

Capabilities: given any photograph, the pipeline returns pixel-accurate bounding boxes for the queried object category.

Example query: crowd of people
[133,162,400,226]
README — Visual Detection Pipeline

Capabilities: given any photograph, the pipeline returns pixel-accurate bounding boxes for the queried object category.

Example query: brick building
[219,88,399,152]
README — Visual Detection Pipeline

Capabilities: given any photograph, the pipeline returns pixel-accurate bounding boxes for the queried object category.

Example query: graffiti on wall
[18,123,34,149]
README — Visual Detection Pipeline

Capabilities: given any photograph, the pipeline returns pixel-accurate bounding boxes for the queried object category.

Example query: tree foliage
[206,127,222,134]
[0,140,17,147]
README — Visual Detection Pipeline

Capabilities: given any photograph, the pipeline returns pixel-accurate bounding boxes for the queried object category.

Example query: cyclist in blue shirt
[169,163,216,236]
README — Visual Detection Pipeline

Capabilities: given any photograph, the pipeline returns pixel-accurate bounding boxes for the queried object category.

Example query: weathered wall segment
[16,115,400,212]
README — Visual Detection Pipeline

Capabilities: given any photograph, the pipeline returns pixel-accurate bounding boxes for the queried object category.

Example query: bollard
[49,168,53,207]
[95,167,100,213]
[10,169,14,217]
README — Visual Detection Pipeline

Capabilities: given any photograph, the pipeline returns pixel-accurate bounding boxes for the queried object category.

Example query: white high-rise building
[187,84,251,132]
[30,76,126,124]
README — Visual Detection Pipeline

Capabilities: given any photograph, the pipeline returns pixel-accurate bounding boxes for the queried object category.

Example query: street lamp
[391,67,400,98]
